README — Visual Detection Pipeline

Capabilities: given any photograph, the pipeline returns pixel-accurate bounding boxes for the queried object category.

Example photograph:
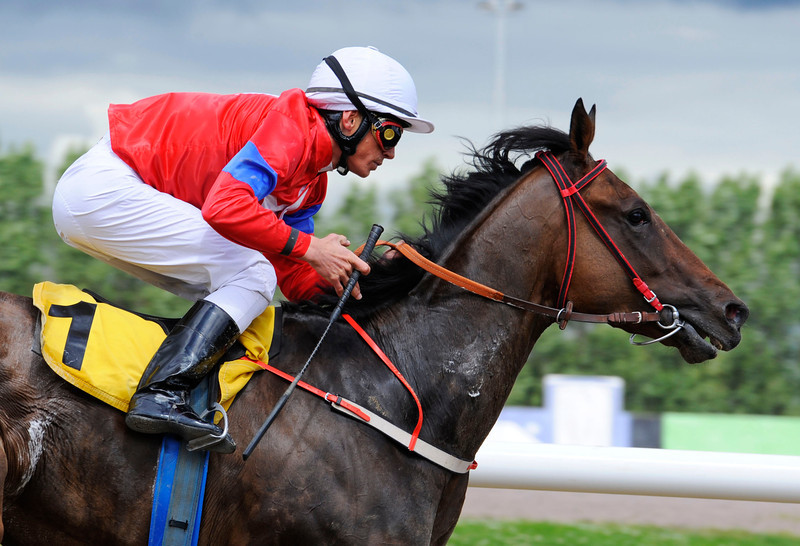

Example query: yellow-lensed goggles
[372,117,403,151]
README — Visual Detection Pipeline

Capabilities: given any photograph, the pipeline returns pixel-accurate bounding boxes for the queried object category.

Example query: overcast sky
[1,0,798,200]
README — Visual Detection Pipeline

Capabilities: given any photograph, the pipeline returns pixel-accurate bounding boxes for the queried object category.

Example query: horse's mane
[290,125,571,318]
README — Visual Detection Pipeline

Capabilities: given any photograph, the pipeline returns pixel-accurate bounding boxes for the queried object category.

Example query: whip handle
[331,224,383,321]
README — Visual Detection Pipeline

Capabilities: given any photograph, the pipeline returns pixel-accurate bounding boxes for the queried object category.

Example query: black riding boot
[125,299,240,453]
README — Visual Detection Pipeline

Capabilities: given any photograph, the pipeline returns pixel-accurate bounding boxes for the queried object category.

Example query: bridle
[537,151,684,344]
[367,151,685,346]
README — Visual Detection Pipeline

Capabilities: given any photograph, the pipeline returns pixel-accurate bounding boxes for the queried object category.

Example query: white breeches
[52,134,275,332]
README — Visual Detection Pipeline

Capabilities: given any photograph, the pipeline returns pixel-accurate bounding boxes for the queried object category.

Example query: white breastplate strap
[327,395,477,474]
[251,357,478,474]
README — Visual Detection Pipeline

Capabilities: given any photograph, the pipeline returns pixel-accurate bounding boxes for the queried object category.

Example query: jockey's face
[340,111,396,178]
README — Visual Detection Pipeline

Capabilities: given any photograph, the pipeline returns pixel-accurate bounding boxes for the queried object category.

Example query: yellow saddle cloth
[32,281,275,413]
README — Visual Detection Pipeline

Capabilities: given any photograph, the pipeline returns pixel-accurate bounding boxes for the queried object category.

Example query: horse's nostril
[726,302,749,328]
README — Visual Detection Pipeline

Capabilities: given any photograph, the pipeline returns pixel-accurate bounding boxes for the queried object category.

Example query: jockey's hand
[302,233,371,299]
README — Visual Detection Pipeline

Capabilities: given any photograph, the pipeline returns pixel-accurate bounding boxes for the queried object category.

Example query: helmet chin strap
[321,110,370,175]
[321,55,376,176]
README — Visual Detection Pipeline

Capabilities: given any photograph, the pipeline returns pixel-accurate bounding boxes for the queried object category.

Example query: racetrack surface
[461,488,800,536]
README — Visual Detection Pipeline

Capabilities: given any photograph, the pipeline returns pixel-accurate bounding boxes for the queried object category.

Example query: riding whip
[243,224,384,460]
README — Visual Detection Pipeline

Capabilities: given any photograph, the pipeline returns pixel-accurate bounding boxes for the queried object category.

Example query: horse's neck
[387,172,562,458]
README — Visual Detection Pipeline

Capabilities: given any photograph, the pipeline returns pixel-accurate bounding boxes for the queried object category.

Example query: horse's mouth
[669,316,740,364]
[676,321,718,363]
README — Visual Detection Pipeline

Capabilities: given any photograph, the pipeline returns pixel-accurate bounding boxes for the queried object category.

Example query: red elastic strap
[247,357,371,422]
[342,314,424,452]
[633,278,663,311]
[324,393,371,422]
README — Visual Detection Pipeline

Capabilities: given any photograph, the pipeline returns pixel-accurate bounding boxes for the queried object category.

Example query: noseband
[366,150,685,345]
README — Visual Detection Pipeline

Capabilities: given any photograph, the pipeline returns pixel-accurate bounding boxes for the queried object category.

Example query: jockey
[51,46,434,453]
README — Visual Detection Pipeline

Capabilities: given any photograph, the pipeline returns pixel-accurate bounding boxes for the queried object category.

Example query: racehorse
[0,99,748,545]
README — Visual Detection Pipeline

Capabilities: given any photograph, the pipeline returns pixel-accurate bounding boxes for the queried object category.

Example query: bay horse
[0,99,747,545]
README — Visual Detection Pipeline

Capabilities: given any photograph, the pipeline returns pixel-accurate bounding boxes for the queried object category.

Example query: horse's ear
[569,98,596,158]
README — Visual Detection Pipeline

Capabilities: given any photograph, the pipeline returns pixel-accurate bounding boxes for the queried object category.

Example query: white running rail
[469,442,800,503]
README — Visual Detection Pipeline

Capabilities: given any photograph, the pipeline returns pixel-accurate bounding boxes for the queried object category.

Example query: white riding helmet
[305,46,434,134]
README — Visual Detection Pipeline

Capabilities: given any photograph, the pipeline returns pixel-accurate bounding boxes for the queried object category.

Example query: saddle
[31,281,280,417]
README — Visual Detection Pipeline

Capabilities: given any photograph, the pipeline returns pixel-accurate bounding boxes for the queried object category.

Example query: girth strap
[149,379,211,546]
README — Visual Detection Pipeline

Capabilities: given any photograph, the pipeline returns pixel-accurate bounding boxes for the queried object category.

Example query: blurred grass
[449,520,799,545]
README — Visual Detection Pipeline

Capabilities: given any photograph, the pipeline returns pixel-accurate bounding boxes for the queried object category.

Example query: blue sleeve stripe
[283,203,320,234]
[222,141,277,200]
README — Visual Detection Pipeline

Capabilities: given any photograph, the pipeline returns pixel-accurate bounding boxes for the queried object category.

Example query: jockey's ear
[340,111,363,137]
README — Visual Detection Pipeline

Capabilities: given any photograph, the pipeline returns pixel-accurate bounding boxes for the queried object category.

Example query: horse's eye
[626,208,650,226]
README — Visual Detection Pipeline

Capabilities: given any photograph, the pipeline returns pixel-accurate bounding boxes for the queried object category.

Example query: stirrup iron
[186,403,229,452]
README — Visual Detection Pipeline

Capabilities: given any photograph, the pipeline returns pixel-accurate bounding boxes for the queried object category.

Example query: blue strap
[148,380,212,546]
[149,435,179,544]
